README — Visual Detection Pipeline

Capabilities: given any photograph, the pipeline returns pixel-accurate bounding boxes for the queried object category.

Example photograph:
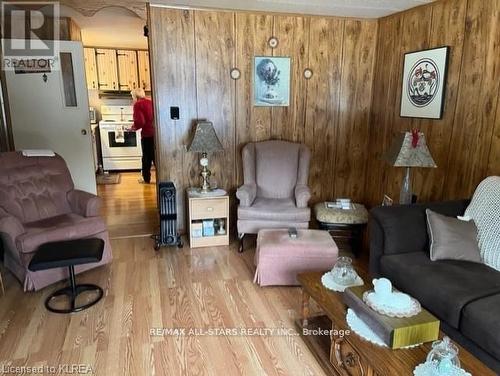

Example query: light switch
[170,107,179,120]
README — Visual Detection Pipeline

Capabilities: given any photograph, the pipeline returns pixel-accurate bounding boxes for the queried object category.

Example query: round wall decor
[230,68,241,80]
[303,68,313,79]
[268,37,279,49]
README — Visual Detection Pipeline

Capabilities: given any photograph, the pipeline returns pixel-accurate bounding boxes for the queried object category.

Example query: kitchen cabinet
[117,50,139,91]
[83,48,98,90]
[85,47,151,92]
[95,48,118,91]
[137,50,151,91]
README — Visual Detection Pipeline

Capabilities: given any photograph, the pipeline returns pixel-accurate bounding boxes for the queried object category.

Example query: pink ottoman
[254,229,339,286]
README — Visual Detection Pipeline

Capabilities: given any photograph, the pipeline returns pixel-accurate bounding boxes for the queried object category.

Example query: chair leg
[0,270,4,295]
[238,233,245,253]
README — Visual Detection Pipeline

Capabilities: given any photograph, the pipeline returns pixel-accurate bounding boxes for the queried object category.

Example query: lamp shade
[384,131,437,168]
[187,121,223,153]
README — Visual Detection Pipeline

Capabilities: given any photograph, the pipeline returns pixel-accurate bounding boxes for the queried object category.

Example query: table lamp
[187,121,223,193]
[384,129,437,204]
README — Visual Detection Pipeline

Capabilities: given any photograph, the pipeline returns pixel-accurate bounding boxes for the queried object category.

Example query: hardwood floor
[97,171,159,239]
[0,175,371,375]
[0,238,329,376]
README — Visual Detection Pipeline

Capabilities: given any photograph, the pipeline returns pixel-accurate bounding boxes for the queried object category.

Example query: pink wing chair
[0,152,112,291]
[236,140,311,252]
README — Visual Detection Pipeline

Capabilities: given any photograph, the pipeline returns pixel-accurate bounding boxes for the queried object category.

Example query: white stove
[99,105,142,171]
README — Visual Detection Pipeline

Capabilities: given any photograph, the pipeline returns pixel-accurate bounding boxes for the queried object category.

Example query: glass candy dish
[321,257,363,292]
[331,257,358,285]
[413,337,470,376]
[427,337,461,374]
[363,278,421,318]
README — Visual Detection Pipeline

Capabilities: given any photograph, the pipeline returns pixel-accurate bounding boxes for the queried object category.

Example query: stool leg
[68,265,77,310]
[352,227,363,258]
[45,265,103,314]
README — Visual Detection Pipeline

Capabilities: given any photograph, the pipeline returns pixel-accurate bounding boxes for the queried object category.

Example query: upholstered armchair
[0,152,112,291]
[236,140,312,252]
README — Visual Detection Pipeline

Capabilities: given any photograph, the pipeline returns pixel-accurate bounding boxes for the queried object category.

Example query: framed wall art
[400,46,449,119]
[253,56,290,107]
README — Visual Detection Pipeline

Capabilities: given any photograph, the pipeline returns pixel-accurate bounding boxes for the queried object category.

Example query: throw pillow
[426,209,481,263]
[464,176,500,271]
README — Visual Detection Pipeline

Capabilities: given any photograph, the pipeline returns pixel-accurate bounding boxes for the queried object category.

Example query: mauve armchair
[0,152,112,291]
[236,140,311,252]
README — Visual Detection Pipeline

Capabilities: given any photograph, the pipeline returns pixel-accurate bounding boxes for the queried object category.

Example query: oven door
[100,126,142,158]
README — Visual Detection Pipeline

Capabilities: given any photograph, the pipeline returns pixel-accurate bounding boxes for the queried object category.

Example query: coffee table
[296,271,495,376]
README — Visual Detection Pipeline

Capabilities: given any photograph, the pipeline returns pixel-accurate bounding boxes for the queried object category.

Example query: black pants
[141,137,155,183]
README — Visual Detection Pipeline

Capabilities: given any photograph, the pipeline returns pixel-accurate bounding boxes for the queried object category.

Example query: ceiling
[60,6,147,49]
[151,0,435,18]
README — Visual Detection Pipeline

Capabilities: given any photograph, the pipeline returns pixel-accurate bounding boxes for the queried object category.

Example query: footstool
[254,229,338,286]
[29,238,105,314]
[314,202,368,257]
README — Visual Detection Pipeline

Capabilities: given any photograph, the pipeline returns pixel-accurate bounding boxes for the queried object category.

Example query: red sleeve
[132,101,146,130]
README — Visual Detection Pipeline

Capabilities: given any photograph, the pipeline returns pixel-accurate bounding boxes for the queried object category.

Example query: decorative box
[191,222,203,238]
[202,219,215,237]
[343,284,440,349]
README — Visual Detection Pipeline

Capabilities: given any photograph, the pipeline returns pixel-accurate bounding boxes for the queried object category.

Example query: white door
[3,40,97,194]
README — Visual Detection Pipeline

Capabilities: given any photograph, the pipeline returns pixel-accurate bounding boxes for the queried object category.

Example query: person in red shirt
[130,88,155,183]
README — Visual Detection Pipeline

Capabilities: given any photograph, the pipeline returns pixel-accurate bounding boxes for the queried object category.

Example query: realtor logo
[1,1,60,71]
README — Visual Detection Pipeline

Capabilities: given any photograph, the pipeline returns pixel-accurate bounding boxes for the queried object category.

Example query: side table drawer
[190,198,228,220]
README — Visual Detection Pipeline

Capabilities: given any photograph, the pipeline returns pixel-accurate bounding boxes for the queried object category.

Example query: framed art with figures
[400,46,449,119]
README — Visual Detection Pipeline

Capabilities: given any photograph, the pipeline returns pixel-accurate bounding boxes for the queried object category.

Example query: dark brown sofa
[370,200,500,373]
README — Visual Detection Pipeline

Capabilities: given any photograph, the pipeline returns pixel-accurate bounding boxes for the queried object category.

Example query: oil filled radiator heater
[153,181,182,250]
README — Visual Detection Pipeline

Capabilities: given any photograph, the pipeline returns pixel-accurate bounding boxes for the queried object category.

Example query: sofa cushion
[380,252,500,328]
[16,213,107,255]
[238,197,310,222]
[426,209,481,263]
[461,294,500,361]
[371,200,470,255]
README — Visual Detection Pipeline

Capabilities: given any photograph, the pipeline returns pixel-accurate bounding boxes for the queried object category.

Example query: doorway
[61,5,158,238]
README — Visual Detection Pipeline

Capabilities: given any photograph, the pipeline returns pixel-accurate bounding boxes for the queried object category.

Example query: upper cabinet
[95,48,118,91]
[137,50,151,91]
[117,50,139,91]
[83,48,98,90]
[84,48,151,92]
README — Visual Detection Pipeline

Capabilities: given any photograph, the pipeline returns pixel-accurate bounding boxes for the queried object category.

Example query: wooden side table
[187,188,229,248]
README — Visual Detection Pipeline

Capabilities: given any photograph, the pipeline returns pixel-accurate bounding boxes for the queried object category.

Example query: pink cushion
[254,229,338,286]
[16,214,107,254]
[238,197,310,222]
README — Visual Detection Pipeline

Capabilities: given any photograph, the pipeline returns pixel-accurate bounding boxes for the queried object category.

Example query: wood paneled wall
[367,0,500,205]
[148,7,378,231]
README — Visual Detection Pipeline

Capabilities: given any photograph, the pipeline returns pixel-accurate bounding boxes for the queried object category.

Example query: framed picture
[400,46,449,119]
[254,56,290,107]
